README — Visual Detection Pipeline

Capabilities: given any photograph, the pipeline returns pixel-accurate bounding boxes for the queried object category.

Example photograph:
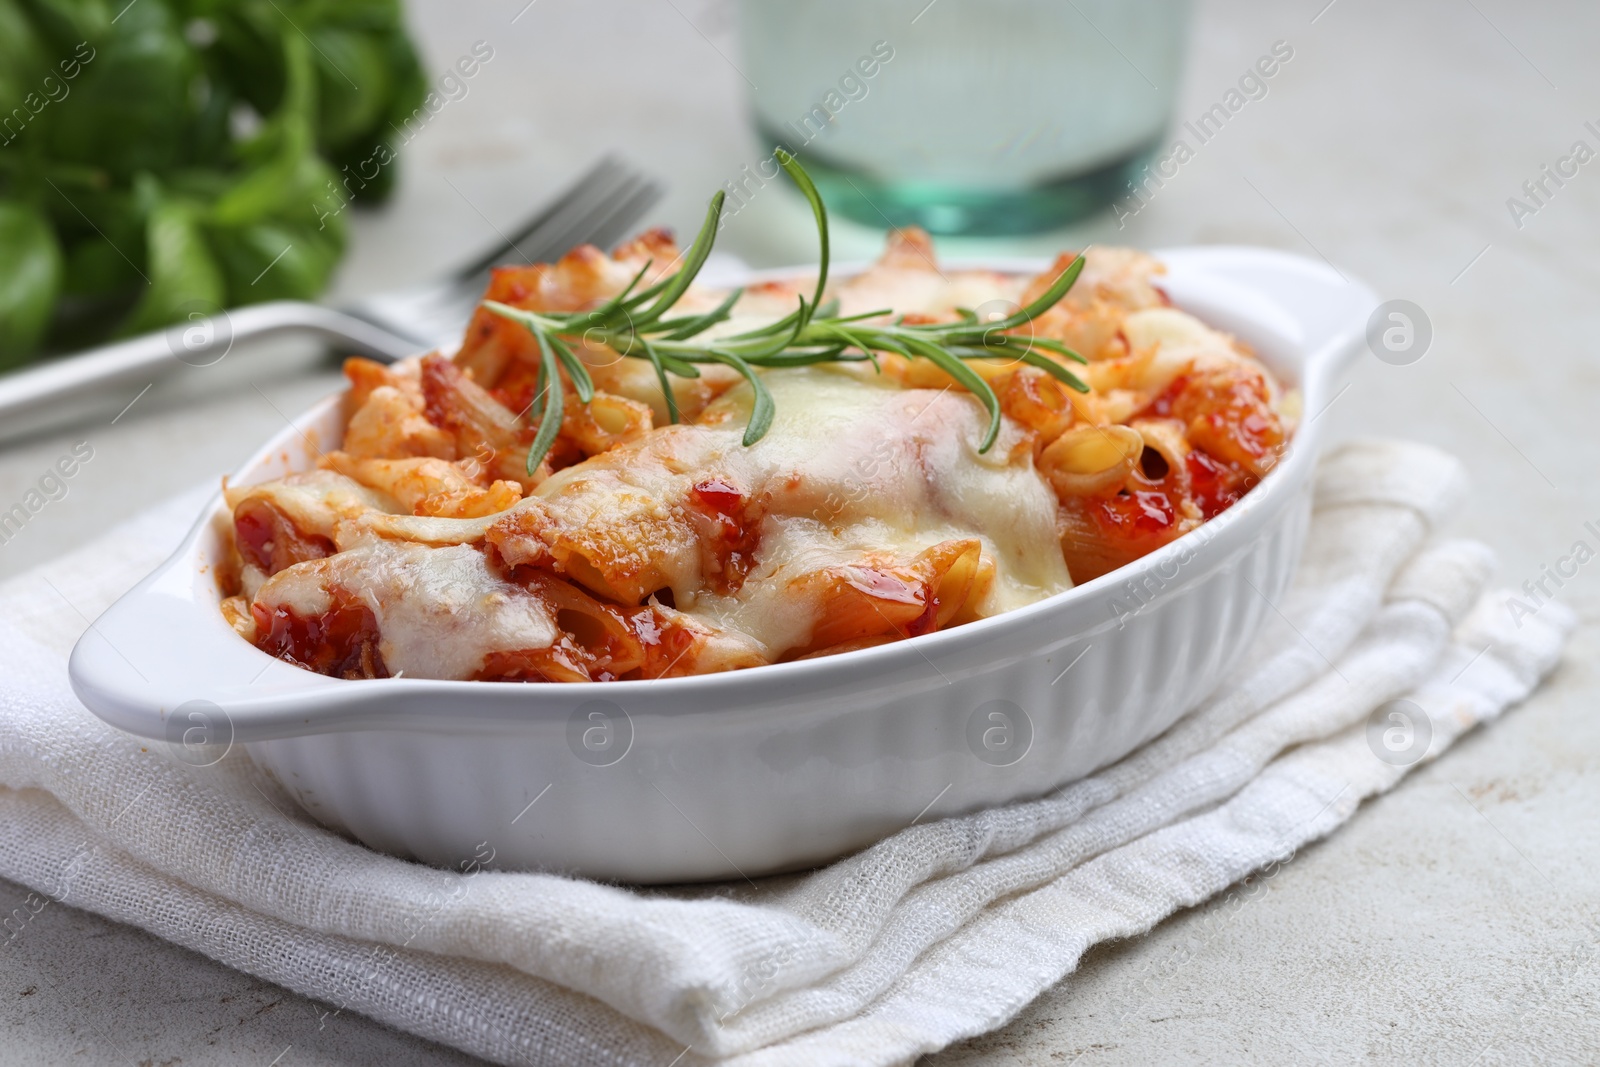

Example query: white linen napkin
[0,439,1573,1066]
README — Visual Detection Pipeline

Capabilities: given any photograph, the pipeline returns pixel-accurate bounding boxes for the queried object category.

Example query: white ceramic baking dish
[69,247,1374,883]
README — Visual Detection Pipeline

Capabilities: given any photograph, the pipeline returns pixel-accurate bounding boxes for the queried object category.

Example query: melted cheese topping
[257,539,560,679]
[500,365,1071,663]
[226,470,399,539]
[1120,307,1263,394]
[694,366,1069,639]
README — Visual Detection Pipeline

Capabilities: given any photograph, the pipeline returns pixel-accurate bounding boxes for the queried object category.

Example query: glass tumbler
[737,0,1191,235]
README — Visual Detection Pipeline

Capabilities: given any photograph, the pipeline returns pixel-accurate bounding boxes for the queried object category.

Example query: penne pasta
[1039,425,1144,499]
[420,355,543,490]
[321,451,523,519]
[220,228,1290,682]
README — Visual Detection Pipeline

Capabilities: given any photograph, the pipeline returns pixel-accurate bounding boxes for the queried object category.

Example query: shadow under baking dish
[69,246,1375,883]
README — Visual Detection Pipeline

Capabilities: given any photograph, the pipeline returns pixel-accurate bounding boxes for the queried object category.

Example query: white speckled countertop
[1,0,1596,1063]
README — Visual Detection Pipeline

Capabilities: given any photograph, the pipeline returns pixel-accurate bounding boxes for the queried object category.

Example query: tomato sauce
[252,592,387,679]
[688,478,761,593]
[1186,449,1257,520]
[234,500,334,576]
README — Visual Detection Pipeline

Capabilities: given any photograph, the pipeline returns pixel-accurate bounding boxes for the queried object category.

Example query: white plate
[69,247,1375,883]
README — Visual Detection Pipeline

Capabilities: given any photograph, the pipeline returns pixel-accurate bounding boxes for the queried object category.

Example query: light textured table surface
[3,0,1597,1063]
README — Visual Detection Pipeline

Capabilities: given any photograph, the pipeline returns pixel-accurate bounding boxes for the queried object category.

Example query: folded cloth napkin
[0,439,1574,1066]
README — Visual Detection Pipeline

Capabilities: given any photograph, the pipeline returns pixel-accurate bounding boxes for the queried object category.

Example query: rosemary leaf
[527,329,565,474]
[1016,335,1089,365]
[986,253,1087,332]
[634,192,726,328]
[777,149,829,326]
[639,336,681,425]
[898,334,1003,452]
[702,349,775,445]
[548,333,594,403]
[658,286,744,340]
[480,157,1095,464]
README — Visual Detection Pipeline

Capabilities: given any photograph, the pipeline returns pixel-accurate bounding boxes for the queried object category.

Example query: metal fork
[0,157,663,442]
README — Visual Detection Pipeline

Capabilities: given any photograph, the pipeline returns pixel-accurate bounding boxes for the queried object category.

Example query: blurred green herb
[0,0,427,367]
[485,153,1091,474]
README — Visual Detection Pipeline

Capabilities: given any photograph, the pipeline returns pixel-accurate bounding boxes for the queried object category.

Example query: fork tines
[452,157,666,281]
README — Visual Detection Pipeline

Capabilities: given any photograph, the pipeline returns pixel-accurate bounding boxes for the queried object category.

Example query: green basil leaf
[61,228,144,297]
[324,27,425,204]
[212,218,342,303]
[43,1,196,178]
[207,7,287,118]
[310,27,391,151]
[44,184,143,271]
[0,0,428,349]
[208,31,325,226]
[121,194,224,335]
[209,124,328,227]
[20,0,112,53]
[0,199,63,365]
[0,0,47,105]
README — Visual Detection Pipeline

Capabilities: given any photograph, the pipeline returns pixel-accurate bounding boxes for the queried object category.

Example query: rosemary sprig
[482,152,1090,474]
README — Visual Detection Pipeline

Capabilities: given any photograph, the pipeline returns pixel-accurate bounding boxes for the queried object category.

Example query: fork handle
[0,302,420,443]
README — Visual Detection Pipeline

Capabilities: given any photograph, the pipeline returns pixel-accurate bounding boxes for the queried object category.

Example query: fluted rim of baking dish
[69,246,1378,741]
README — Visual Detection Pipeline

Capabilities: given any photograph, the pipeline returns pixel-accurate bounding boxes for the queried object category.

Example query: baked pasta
[219,229,1296,682]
